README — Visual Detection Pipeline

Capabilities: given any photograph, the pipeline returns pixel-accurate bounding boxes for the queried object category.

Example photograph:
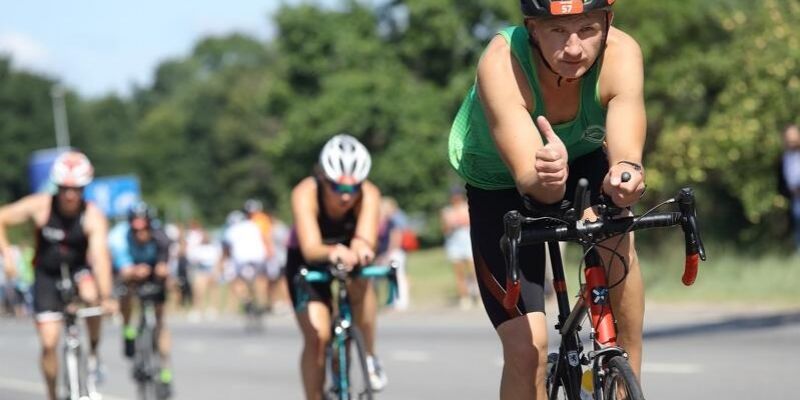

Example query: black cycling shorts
[33,266,93,321]
[467,148,609,328]
[285,248,333,311]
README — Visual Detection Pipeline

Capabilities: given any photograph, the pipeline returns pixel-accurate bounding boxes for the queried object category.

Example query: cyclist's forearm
[93,261,113,299]
[517,171,566,205]
[300,243,335,264]
[0,224,11,259]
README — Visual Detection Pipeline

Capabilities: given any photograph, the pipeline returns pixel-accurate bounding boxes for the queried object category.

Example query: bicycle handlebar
[501,182,707,309]
[74,306,105,319]
[297,263,400,305]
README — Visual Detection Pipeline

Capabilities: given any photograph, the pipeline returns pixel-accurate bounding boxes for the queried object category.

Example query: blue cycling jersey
[108,222,170,271]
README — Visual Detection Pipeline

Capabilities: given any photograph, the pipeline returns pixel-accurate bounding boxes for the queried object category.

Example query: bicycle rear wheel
[601,356,644,400]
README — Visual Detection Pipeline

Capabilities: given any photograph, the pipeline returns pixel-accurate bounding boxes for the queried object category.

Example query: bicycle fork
[63,323,93,400]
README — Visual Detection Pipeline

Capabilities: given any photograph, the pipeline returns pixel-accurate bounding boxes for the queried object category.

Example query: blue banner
[84,176,141,219]
[28,148,69,193]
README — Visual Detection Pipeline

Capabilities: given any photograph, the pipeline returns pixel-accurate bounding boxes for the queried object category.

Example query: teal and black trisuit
[448,26,610,328]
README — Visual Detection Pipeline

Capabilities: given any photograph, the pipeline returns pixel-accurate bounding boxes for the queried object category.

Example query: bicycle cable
[603,197,676,290]
[575,198,676,335]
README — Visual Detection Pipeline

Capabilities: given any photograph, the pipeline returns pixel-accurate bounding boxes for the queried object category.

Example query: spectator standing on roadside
[778,123,800,252]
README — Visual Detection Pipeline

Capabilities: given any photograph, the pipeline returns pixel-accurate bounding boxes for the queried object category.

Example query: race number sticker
[550,0,585,15]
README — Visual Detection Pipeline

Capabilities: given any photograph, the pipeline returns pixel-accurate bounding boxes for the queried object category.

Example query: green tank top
[448,25,607,190]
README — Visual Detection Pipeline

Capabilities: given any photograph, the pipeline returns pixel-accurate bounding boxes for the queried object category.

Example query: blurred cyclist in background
[286,134,387,399]
[243,199,279,310]
[219,209,269,318]
[0,150,115,400]
[109,201,174,398]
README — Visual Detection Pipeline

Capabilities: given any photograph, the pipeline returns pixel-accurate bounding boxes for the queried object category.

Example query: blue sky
[0,1,335,97]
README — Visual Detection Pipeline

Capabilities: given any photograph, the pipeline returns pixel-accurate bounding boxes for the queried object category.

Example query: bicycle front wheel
[601,356,644,400]
[135,327,158,400]
[327,326,374,400]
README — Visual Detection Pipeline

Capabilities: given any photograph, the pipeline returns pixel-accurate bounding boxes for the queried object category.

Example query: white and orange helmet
[50,151,94,188]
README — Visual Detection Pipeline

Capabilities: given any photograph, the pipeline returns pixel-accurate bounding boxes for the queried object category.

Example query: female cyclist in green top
[448,0,647,397]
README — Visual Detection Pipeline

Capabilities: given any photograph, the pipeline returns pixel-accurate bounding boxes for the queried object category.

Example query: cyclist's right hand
[328,243,358,271]
[534,116,568,192]
[101,297,119,315]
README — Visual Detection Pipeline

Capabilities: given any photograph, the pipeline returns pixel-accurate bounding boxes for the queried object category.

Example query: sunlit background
[0,0,798,399]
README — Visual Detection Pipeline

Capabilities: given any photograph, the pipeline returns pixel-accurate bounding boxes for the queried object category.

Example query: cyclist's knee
[303,326,331,356]
[503,338,547,372]
[498,316,548,374]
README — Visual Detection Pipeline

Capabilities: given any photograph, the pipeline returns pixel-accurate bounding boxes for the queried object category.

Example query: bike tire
[135,326,158,400]
[326,326,374,400]
[601,356,644,400]
[349,327,374,400]
[63,343,81,400]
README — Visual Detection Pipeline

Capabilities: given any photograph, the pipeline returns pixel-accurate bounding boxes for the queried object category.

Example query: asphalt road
[0,303,796,399]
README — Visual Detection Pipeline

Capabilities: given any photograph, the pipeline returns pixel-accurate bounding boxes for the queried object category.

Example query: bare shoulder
[291,177,317,206]
[83,203,109,231]
[600,27,644,102]
[477,34,533,112]
[478,35,513,74]
[606,27,643,59]
[361,181,381,201]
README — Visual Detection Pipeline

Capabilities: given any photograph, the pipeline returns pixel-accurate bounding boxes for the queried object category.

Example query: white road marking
[389,350,431,363]
[0,376,128,400]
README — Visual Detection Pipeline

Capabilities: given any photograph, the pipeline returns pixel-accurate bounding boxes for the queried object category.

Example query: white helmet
[226,210,247,226]
[50,151,94,188]
[319,134,371,184]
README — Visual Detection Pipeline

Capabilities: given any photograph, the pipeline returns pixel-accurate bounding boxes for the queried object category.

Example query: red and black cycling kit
[32,196,92,317]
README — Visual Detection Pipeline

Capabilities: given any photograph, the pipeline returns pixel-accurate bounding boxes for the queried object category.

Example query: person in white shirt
[218,211,268,315]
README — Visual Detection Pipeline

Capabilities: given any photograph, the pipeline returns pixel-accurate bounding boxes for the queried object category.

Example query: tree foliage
[0,0,795,247]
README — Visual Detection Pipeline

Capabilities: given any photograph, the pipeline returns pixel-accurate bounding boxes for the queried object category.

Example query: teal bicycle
[296,263,398,400]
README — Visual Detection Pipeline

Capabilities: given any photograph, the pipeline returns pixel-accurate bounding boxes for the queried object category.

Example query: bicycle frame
[58,263,103,400]
[547,241,628,400]
[298,264,398,400]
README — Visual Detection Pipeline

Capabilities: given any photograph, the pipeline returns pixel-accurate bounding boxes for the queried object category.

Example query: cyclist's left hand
[351,241,375,267]
[602,162,646,208]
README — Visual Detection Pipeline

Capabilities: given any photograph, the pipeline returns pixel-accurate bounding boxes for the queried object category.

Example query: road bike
[57,263,104,400]
[501,178,706,399]
[130,282,167,400]
[296,263,398,400]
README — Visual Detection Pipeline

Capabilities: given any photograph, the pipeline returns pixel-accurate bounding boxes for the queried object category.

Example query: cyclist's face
[56,186,83,214]
[323,179,361,208]
[131,218,152,243]
[527,11,607,80]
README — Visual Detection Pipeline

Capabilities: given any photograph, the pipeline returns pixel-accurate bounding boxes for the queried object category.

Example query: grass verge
[405,244,800,308]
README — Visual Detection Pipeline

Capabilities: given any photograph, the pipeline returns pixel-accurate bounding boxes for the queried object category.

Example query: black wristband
[617,160,643,172]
